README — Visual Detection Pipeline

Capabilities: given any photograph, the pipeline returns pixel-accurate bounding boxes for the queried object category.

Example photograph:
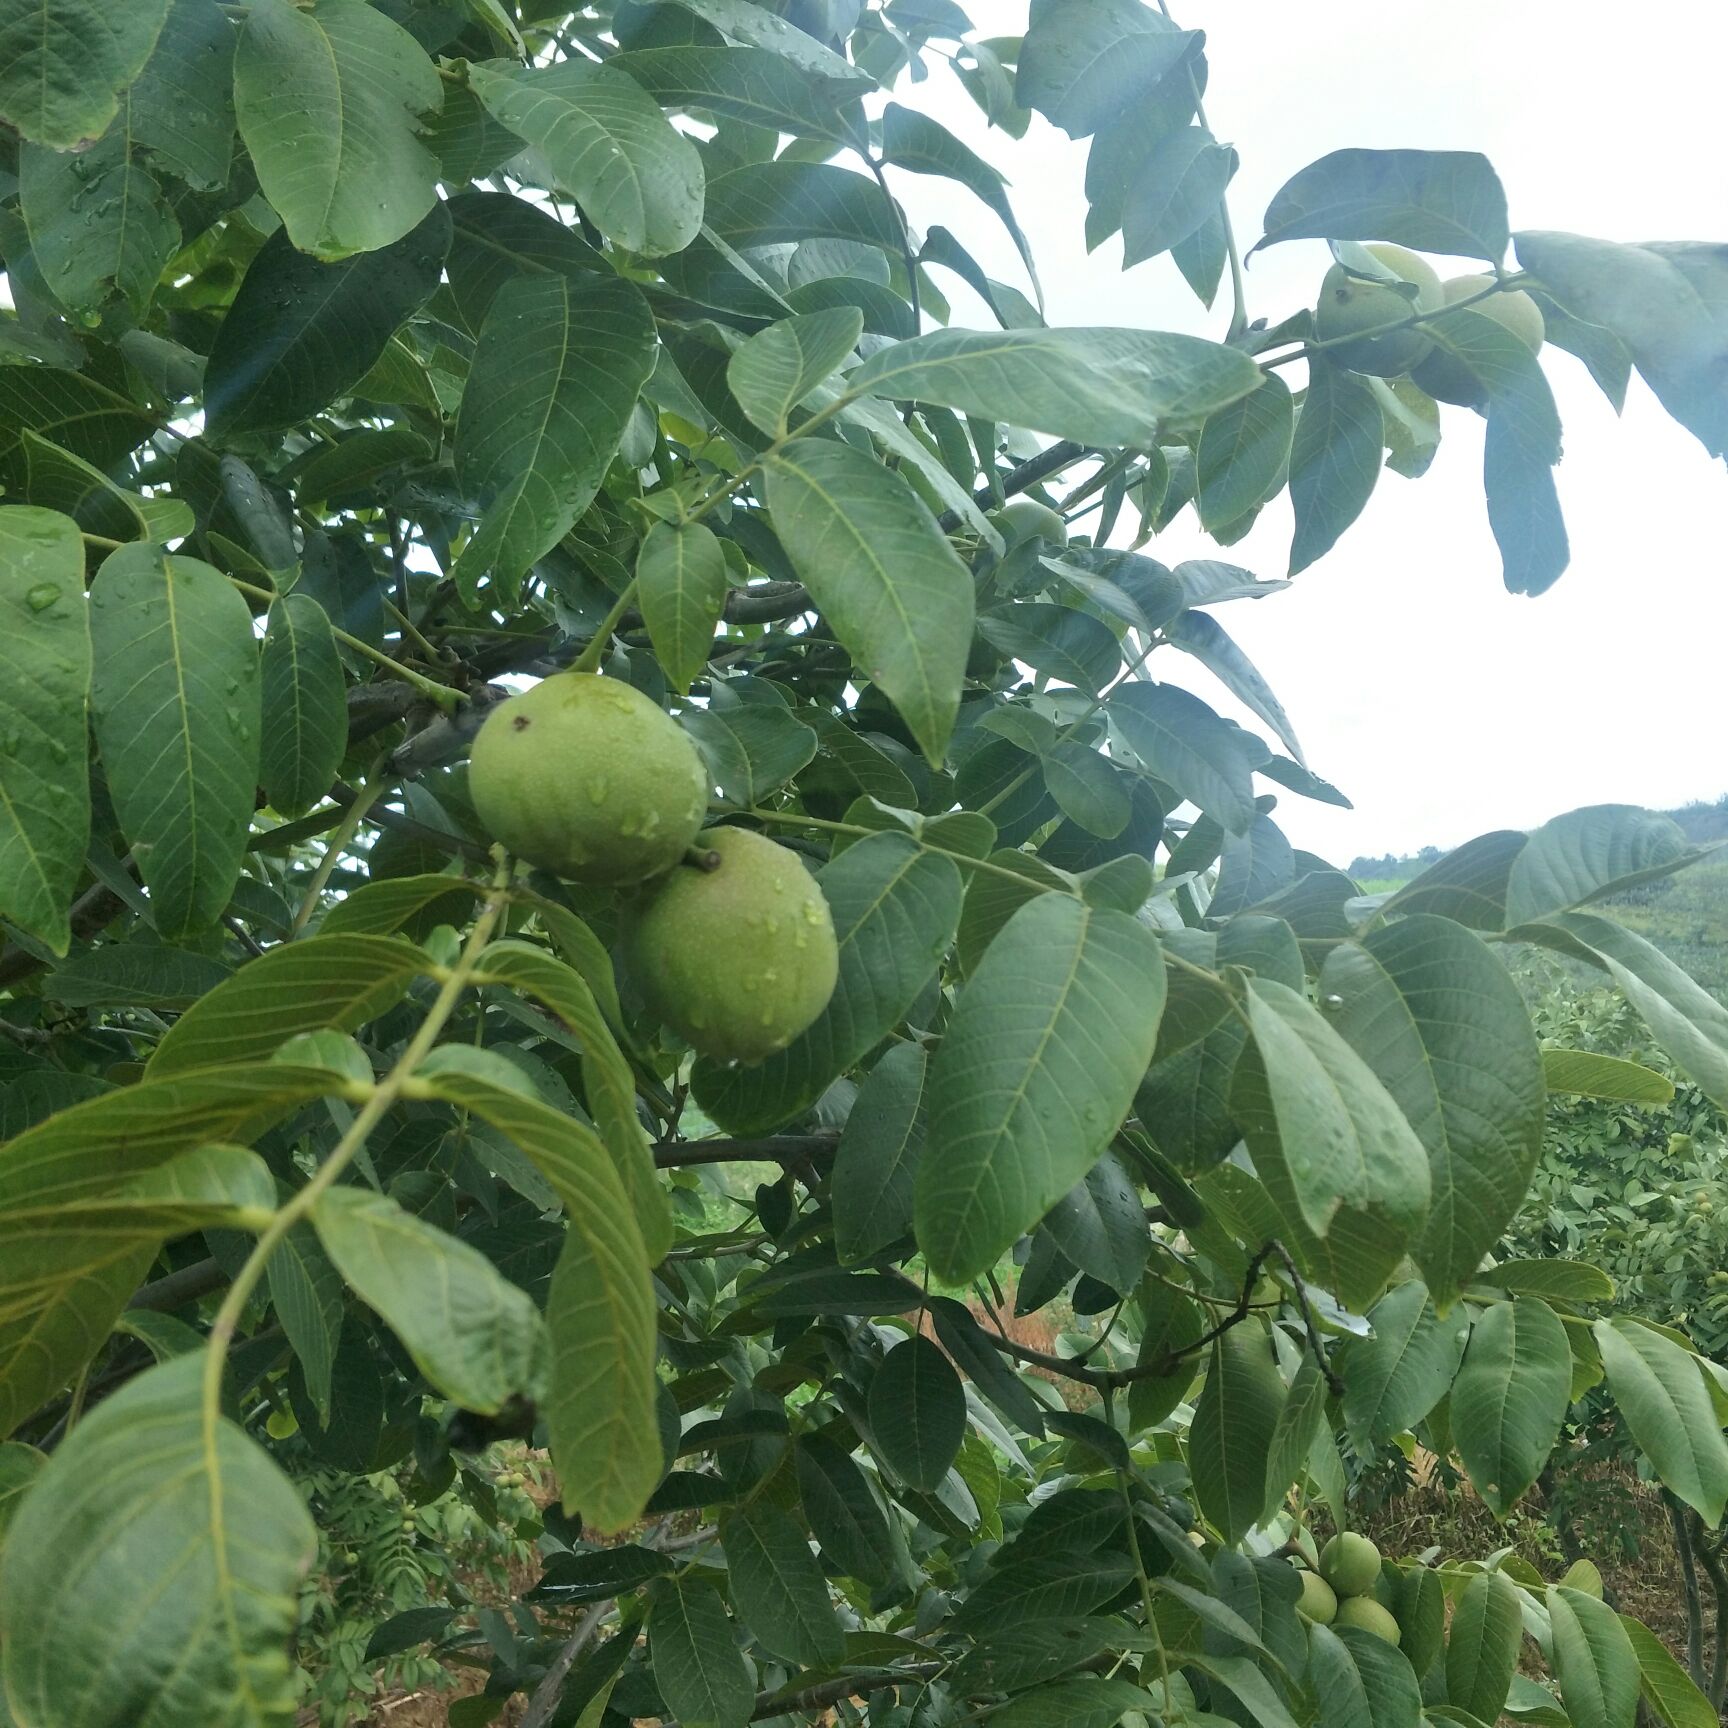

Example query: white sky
[888,1,1728,861]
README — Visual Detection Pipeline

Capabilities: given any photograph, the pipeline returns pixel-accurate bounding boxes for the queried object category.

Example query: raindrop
[24,583,60,612]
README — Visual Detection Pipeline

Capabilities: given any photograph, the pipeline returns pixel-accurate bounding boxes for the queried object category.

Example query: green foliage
[0,3,1725,1727]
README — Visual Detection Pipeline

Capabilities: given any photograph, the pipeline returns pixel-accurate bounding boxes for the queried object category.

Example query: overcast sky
[887,0,1728,862]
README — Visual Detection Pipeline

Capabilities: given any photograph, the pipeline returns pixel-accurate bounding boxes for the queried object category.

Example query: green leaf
[613,44,863,143]
[1542,1048,1674,1103]
[1288,360,1382,575]
[988,1679,1158,1728]
[663,0,874,87]
[1429,309,1569,595]
[45,944,233,1009]
[849,326,1263,447]
[1167,610,1303,766]
[1040,1150,1148,1292]
[953,1551,1138,1635]
[0,506,90,954]
[1196,373,1294,532]
[1483,1258,1615,1302]
[763,437,973,765]
[1108,681,1259,835]
[469,58,704,258]
[1258,148,1510,261]
[634,519,729,695]
[452,273,658,601]
[413,1064,656,1533]
[445,187,605,331]
[1620,1614,1717,1728]
[1447,1570,1524,1724]
[1505,805,1690,927]
[89,544,260,940]
[1015,0,1198,138]
[267,1223,344,1425]
[1593,1317,1728,1524]
[648,1576,756,1728]
[1319,915,1544,1305]
[704,159,898,251]
[1042,742,1131,838]
[320,873,483,938]
[832,1041,927,1264]
[312,1186,544,1414]
[0,0,170,148]
[234,0,442,260]
[1529,911,1728,1109]
[916,891,1166,1283]
[1127,1281,1202,1432]
[125,0,235,190]
[794,1433,894,1586]
[19,134,180,318]
[1452,1299,1571,1515]
[684,701,816,804]
[1548,1586,1640,1728]
[204,207,451,435]
[869,1334,966,1491]
[149,934,426,1076]
[1338,1280,1468,1447]
[1239,975,1430,1242]
[0,368,155,488]
[258,594,346,818]
[0,1442,44,1543]
[928,1296,1048,1436]
[1514,231,1728,462]
[292,427,434,505]
[1122,126,1238,267]
[727,308,863,437]
[0,1356,315,1726]
[720,1497,845,1666]
[1189,1326,1283,1545]
[471,938,670,1265]
[881,103,1038,296]
[1306,1624,1425,1728]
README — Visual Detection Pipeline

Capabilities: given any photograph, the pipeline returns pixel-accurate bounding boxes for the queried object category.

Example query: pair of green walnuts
[1314,243,1546,399]
[1293,1531,1404,1644]
[469,673,838,1065]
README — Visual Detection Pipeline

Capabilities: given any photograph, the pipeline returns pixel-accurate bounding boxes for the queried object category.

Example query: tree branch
[652,1134,839,1169]
[1668,1490,1709,1690]
[128,1258,227,1313]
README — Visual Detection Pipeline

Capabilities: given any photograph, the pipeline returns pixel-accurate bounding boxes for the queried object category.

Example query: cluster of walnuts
[469,674,838,1065]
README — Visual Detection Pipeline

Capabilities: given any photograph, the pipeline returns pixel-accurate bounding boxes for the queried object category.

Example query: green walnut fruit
[1314,242,1443,376]
[631,827,838,1064]
[990,496,1068,547]
[468,673,709,884]
[1319,1531,1383,1598]
[1335,1595,1403,1645]
[1411,273,1547,405]
[1295,1569,1339,1625]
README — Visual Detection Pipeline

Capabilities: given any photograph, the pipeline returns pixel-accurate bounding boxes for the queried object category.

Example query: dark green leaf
[1514,231,1728,462]
[452,273,658,599]
[794,1433,894,1585]
[204,207,451,435]
[832,1041,927,1264]
[445,188,605,331]
[988,1678,1157,1728]
[1122,126,1237,267]
[727,307,863,436]
[234,0,443,259]
[469,57,704,257]
[1190,1327,1283,1545]
[1452,1299,1571,1514]
[1307,1623,1425,1728]
[1320,915,1545,1305]
[763,437,973,765]
[704,160,898,250]
[1259,148,1510,261]
[869,1334,966,1491]
[720,1497,845,1666]
[1108,681,1259,835]
[649,1577,755,1728]
[1016,0,1198,138]
[0,506,90,954]
[1447,1570,1523,1725]
[0,0,171,149]
[1504,805,1690,928]
[1338,1280,1467,1447]
[1548,1586,1640,1728]
[1196,374,1295,533]
[1593,1318,1728,1525]
[685,701,816,804]
[268,1224,344,1425]
[1288,360,1382,575]
[1040,1150,1148,1292]
[1620,1615,1717,1728]
[90,544,259,939]
[613,45,862,142]
[45,944,232,1009]
[0,1356,315,1726]
[849,325,1263,447]
[149,934,424,1075]
[928,1296,1048,1436]
[664,0,874,86]
[917,892,1166,1283]
[259,593,346,817]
